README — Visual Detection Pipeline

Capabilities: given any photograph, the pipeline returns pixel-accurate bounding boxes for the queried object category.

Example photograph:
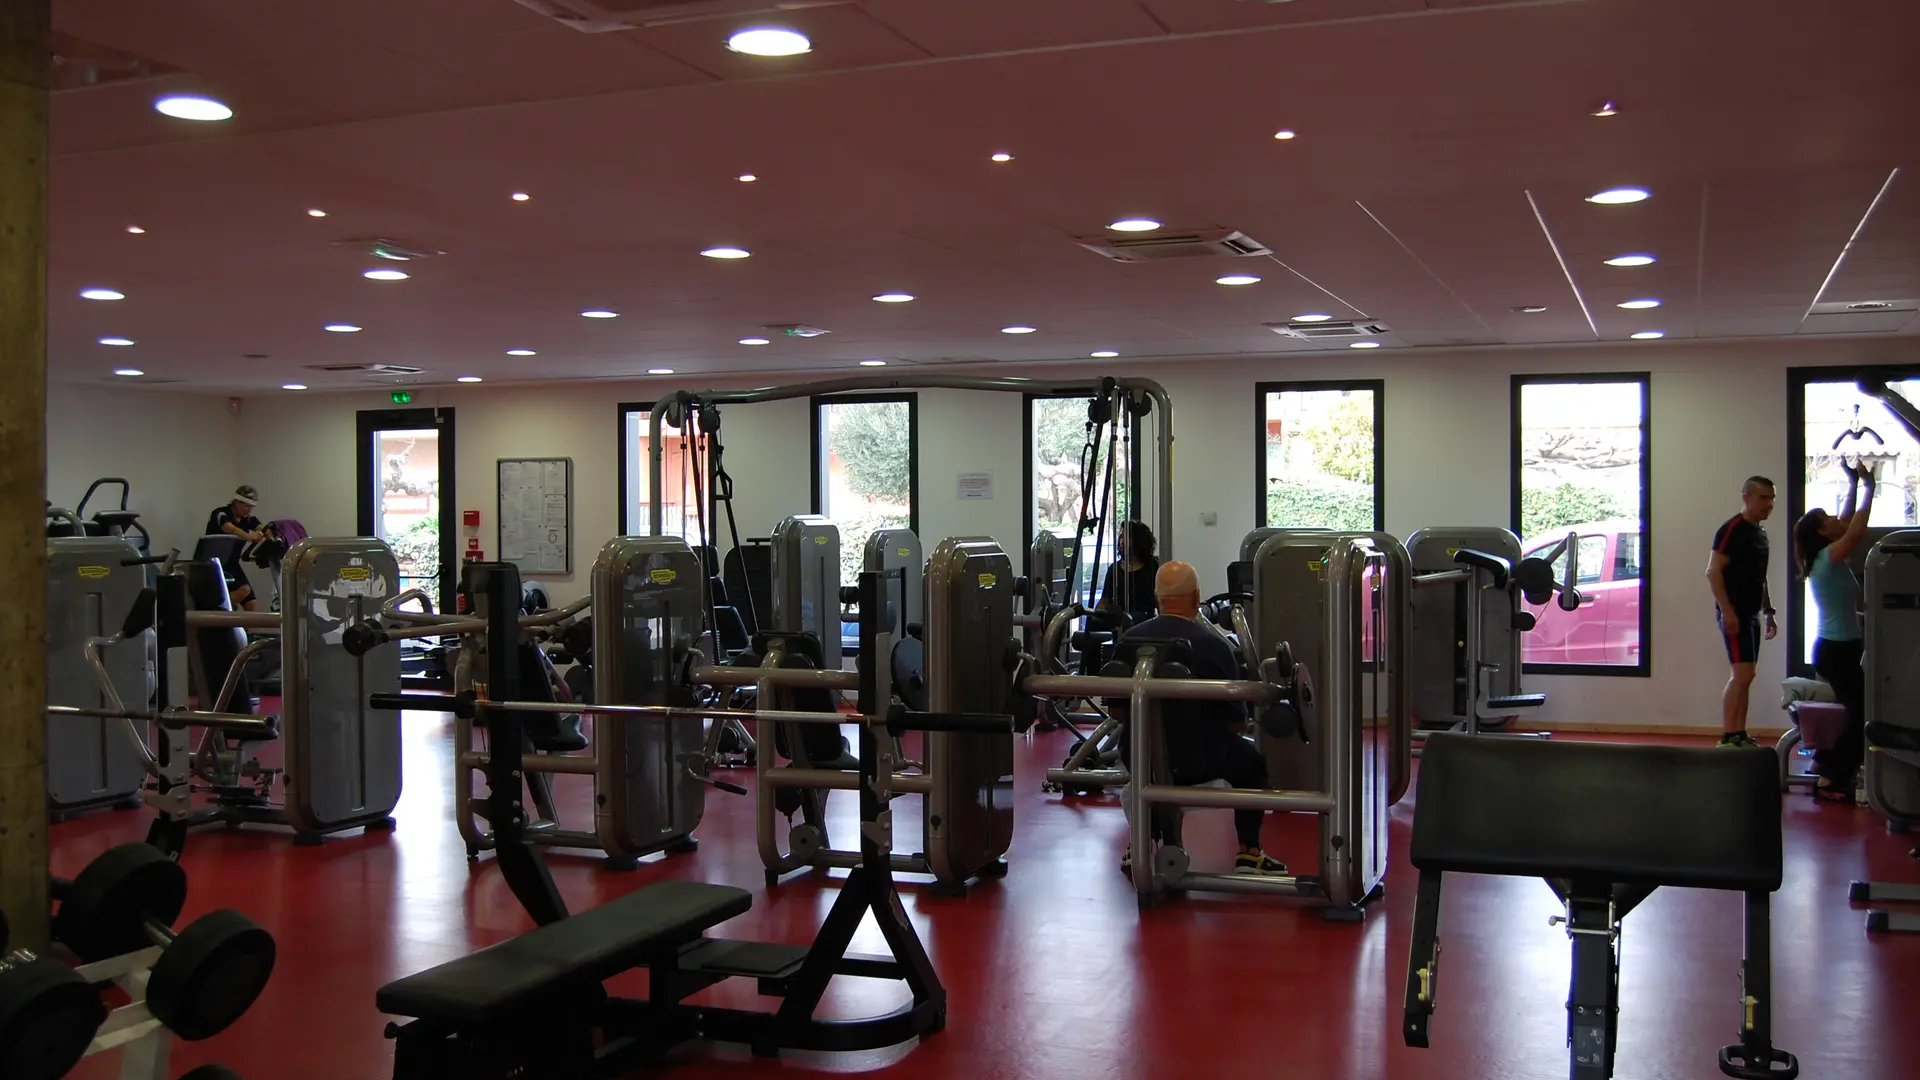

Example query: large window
[812,395,918,582]
[617,402,710,539]
[1787,368,1920,673]
[1025,393,1139,602]
[1510,373,1651,675]
[1256,381,1384,531]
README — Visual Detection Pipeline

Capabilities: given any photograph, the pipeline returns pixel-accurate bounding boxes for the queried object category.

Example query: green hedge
[1266,477,1374,531]
[1520,483,1626,539]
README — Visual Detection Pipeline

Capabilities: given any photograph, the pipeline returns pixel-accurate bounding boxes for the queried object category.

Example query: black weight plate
[0,953,109,1080]
[54,842,187,962]
[147,909,277,1041]
[0,904,8,953]
[176,1065,246,1080]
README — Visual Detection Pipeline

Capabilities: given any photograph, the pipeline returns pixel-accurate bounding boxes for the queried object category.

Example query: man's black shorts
[1719,609,1761,665]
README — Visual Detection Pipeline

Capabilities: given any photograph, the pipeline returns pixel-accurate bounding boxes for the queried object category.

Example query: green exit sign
[391,390,412,404]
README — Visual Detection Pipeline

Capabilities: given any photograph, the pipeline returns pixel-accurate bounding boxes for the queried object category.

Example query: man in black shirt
[207,485,265,611]
[1707,476,1777,748]
[1116,561,1286,876]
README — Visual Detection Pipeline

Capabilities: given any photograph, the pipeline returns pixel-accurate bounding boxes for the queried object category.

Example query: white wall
[89,334,1920,729]
[46,383,238,556]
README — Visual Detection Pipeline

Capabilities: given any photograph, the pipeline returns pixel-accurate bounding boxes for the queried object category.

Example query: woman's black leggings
[1811,636,1867,783]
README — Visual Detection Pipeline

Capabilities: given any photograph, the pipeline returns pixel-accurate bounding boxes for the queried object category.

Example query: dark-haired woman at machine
[1794,462,1875,803]
[1097,520,1160,623]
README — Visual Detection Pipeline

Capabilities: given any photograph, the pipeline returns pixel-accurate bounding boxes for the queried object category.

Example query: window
[617,402,710,539]
[1786,368,1920,672]
[1510,373,1651,675]
[1025,393,1138,602]
[812,395,918,583]
[1256,381,1384,531]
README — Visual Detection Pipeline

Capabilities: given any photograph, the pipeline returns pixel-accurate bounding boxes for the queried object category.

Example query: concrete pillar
[0,0,51,952]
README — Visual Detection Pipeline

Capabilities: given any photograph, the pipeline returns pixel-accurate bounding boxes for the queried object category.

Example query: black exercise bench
[1404,733,1798,1080]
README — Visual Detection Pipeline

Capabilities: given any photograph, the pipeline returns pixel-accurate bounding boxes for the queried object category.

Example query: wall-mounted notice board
[498,457,573,574]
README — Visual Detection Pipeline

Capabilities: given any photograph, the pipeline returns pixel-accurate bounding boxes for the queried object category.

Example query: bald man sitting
[1117,561,1287,877]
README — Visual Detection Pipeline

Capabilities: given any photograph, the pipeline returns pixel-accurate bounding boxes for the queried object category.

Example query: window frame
[1022,392,1143,579]
[809,392,921,536]
[1785,364,1920,677]
[616,400,714,538]
[1252,379,1387,532]
[1508,371,1653,679]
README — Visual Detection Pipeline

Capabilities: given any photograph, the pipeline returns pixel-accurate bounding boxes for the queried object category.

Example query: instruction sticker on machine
[338,564,374,596]
[78,565,110,579]
[978,572,998,589]
[649,568,678,585]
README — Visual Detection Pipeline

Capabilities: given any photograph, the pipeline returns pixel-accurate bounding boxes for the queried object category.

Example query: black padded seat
[1483,694,1546,711]
[1866,721,1920,754]
[1411,733,1782,893]
[376,881,750,1026]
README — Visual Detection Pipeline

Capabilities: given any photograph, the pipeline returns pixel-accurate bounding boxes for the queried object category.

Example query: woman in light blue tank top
[1792,463,1876,801]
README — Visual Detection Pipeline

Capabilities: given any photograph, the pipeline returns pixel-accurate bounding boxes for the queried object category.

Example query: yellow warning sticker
[1446,547,1460,557]
[79,565,110,579]
[649,568,677,585]
[1307,559,1325,572]
[978,572,998,588]
[814,536,828,546]
[339,566,372,582]
[898,547,912,558]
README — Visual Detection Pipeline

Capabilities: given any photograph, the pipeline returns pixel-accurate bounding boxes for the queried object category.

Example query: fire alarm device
[463,510,481,527]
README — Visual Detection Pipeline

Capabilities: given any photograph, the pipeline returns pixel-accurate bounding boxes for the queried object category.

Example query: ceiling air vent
[1265,320,1392,340]
[1808,299,1919,315]
[765,324,832,338]
[336,238,445,262]
[51,33,182,92]
[514,0,846,32]
[1075,229,1271,264]
[304,363,427,376]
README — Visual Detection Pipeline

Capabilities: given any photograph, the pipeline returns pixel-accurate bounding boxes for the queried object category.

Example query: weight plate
[147,909,277,1041]
[0,952,109,1080]
[54,842,187,962]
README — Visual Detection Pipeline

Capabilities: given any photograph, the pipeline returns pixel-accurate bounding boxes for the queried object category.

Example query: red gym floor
[52,719,1920,1080]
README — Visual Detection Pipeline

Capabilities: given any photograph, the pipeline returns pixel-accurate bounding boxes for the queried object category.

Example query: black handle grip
[369,693,467,716]
[886,705,1014,735]
[1206,591,1254,606]
[121,555,170,567]
[713,780,749,796]
[343,621,390,658]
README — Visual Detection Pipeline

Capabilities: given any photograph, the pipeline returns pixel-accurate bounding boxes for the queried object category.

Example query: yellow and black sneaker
[1234,850,1288,876]
[1717,731,1760,749]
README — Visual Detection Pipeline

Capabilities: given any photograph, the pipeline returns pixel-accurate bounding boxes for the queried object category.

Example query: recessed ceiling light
[1512,305,1550,314]
[282,383,307,391]
[991,152,1014,163]
[1605,254,1656,267]
[154,95,232,121]
[728,28,811,56]
[1108,219,1161,233]
[1586,187,1650,205]
[457,376,483,383]
[1292,313,1332,323]
[1216,274,1262,286]
[506,348,536,356]
[1630,330,1666,340]
[363,269,410,281]
[1592,101,1619,118]
[872,293,915,303]
[1349,341,1381,349]
[324,323,362,333]
[739,337,771,346]
[1001,325,1038,334]
[80,288,124,301]
[1273,129,1297,140]
[701,246,751,260]
[112,368,143,377]
[737,173,758,183]
[648,368,675,375]
[581,310,619,319]
[510,192,530,202]
[98,337,135,347]
[859,359,888,367]
[307,208,328,218]
[1091,351,1119,358]
[1617,298,1662,310]
[125,225,145,234]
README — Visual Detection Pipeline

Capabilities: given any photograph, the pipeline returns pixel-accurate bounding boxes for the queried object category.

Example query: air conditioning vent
[1809,299,1918,315]
[1265,320,1392,340]
[336,238,445,262]
[305,363,426,375]
[765,324,832,338]
[514,0,846,32]
[1075,229,1271,263]
[51,33,182,92]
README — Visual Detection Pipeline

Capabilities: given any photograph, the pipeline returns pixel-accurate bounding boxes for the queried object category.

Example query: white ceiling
[46,0,1920,392]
